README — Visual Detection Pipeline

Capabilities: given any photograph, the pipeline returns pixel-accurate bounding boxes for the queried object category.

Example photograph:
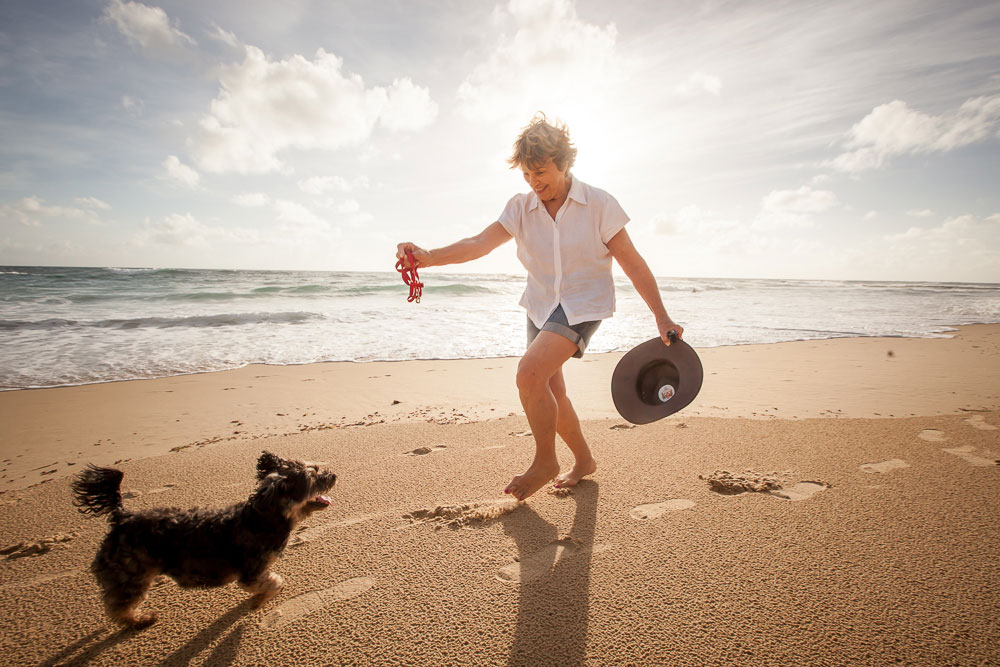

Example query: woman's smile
[523,159,569,203]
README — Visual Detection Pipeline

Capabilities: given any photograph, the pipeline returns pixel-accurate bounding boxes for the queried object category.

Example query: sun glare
[552,105,621,186]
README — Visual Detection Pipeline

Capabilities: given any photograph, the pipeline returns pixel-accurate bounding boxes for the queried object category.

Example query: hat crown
[638,360,680,406]
[611,337,703,424]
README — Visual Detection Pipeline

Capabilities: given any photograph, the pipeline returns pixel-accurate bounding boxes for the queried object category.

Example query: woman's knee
[516,358,550,393]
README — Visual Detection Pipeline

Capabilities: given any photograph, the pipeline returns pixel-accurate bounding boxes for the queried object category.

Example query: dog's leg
[240,571,284,609]
[99,570,160,629]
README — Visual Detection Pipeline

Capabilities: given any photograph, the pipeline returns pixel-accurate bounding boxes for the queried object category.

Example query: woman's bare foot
[554,457,597,488]
[505,459,560,501]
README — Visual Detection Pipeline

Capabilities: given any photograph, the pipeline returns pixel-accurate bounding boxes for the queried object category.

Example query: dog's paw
[251,589,281,609]
[128,611,159,630]
[250,573,284,609]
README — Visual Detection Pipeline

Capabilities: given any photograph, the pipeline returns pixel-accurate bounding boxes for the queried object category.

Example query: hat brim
[611,337,703,425]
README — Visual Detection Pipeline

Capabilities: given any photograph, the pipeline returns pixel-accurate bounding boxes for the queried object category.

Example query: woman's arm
[606,228,684,345]
[396,221,512,268]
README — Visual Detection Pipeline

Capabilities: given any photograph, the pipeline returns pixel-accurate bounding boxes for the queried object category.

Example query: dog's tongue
[316,495,332,506]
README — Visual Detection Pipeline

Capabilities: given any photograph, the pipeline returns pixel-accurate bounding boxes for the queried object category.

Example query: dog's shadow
[157,599,252,667]
[39,628,126,667]
[39,599,252,667]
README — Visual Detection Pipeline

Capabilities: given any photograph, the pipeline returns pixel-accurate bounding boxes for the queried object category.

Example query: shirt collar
[567,175,587,205]
[527,175,587,211]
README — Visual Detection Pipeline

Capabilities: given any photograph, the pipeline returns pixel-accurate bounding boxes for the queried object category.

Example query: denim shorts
[526,304,602,359]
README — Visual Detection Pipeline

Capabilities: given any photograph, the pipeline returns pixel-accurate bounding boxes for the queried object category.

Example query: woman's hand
[396,242,431,269]
[657,317,684,346]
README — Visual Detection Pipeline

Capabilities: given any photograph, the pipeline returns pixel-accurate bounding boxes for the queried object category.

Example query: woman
[396,114,683,501]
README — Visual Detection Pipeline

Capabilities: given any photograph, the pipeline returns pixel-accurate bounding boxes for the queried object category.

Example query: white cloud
[829,95,1000,172]
[880,213,1000,280]
[2,196,106,227]
[651,212,676,235]
[906,209,935,218]
[273,199,330,232]
[456,0,621,121]
[336,199,361,215]
[162,155,200,187]
[231,192,270,207]
[121,95,144,116]
[649,189,840,276]
[102,0,196,57]
[135,213,209,246]
[298,175,368,195]
[888,213,1000,244]
[646,203,836,278]
[209,24,241,50]
[194,46,438,174]
[74,197,111,210]
[675,71,722,97]
[133,212,259,247]
[653,205,744,243]
[378,78,439,132]
[756,186,839,229]
[826,147,884,173]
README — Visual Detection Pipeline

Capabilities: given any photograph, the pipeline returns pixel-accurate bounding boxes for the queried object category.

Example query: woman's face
[521,159,569,202]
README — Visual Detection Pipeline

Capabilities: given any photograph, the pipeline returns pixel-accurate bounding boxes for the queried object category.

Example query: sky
[1,0,998,282]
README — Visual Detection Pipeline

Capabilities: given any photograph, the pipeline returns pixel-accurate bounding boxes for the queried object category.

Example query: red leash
[395,250,423,303]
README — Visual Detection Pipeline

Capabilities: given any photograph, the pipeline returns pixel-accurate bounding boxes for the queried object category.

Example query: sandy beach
[1,325,998,665]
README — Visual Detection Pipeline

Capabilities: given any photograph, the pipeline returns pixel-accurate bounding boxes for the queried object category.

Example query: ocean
[2,266,999,391]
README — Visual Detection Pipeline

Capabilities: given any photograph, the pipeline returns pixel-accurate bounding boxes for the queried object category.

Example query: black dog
[72,451,336,629]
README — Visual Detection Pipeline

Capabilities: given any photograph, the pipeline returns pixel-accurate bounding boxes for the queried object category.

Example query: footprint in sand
[496,539,612,584]
[404,445,447,456]
[770,482,830,501]
[943,445,999,467]
[964,415,998,431]
[1,533,77,560]
[0,569,79,591]
[124,483,178,497]
[403,499,520,530]
[260,577,375,630]
[510,430,532,438]
[702,470,828,501]
[291,514,386,546]
[860,459,911,474]
[630,499,696,520]
[918,429,946,442]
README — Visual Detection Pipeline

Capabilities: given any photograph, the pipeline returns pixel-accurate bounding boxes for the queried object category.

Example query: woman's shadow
[502,481,599,667]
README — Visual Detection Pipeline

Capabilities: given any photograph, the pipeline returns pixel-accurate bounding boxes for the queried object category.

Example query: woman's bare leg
[548,367,597,487]
[505,332,578,501]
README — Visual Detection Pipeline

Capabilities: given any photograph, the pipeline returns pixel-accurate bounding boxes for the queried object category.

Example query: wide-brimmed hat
[611,335,703,424]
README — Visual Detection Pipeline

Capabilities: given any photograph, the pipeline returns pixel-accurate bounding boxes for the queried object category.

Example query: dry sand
[1,324,998,666]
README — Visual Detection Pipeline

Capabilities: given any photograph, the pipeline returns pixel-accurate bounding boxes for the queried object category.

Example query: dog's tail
[72,465,126,522]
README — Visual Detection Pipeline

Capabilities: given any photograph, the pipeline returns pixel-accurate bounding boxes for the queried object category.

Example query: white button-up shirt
[497,177,629,328]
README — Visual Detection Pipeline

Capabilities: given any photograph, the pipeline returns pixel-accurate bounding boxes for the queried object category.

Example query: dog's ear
[257,451,284,480]
[250,474,284,512]
[289,470,312,502]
